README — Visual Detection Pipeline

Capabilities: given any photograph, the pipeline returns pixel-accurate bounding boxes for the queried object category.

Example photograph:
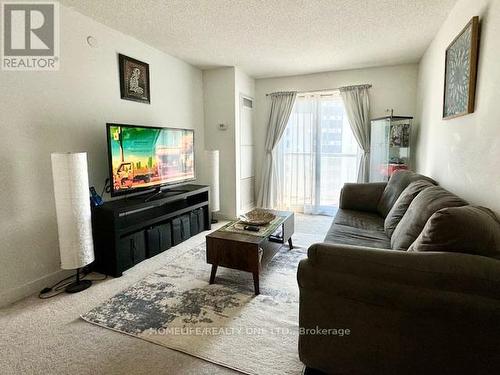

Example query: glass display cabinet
[369,116,412,182]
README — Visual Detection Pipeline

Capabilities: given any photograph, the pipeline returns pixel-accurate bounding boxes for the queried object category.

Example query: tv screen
[107,123,195,196]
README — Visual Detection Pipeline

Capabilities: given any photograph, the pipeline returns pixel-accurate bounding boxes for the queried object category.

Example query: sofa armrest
[299,243,500,304]
[297,243,500,374]
[339,182,387,213]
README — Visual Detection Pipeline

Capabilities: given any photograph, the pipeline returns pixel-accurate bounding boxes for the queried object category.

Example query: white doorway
[239,95,255,214]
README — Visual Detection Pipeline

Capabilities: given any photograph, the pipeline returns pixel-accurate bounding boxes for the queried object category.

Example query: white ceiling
[60,0,457,78]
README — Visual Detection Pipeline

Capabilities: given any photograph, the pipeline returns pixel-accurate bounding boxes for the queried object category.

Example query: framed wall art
[119,54,150,104]
[443,16,479,120]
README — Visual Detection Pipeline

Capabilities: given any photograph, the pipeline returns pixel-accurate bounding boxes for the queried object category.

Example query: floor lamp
[51,152,95,293]
[205,150,220,223]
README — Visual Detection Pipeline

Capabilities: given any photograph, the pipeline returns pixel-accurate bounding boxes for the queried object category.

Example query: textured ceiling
[60,0,457,78]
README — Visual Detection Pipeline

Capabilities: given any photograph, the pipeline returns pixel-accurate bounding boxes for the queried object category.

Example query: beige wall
[0,5,205,306]
[202,67,237,218]
[203,67,256,219]
[415,0,500,213]
[254,64,419,193]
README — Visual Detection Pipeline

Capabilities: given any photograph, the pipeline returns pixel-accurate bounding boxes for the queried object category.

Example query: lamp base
[65,268,92,293]
[66,279,92,293]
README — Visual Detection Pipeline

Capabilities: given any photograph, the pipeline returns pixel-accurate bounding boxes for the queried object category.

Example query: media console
[91,184,211,277]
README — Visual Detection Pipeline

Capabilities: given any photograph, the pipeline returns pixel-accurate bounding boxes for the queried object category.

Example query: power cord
[102,177,111,196]
[38,269,107,299]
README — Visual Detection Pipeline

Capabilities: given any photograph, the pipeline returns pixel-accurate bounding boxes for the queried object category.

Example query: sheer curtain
[257,91,297,208]
[339,84,371,182]
[276,92,360,215]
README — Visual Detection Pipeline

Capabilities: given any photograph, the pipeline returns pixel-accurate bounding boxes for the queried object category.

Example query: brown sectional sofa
[297,170,500,374]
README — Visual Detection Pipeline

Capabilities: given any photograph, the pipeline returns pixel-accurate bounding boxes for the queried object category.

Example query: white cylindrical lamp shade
[51,152,95,270]
[205,150,220,213]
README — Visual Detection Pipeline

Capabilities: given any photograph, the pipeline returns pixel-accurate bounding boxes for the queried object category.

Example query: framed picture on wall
[442,16,479,120]
[119,54,150,104]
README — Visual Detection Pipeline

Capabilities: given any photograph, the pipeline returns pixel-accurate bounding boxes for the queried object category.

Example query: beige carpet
[0,214,332,375]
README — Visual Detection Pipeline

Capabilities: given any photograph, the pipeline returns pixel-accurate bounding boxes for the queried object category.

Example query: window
[276,92,360,215]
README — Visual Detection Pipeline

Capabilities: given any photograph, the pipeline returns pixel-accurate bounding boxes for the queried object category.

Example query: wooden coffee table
[205,210,294,295]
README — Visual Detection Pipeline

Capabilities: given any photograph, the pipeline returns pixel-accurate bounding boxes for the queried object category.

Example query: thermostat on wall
[218,123,228,131]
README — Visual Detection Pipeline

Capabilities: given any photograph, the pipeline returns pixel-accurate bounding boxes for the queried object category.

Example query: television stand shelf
[91,184,211,277]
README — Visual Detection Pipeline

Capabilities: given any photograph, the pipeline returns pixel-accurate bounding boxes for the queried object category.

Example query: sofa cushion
[384,180,435,237]
[408,206,500,258]
[335,209,385,231]
[377,170,436,218]
[339,182,387,213]
[325,223,391,249]
[391,186,467,250]
[326,208,390,248]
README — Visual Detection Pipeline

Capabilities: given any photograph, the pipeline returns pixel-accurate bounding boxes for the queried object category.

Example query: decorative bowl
[239,209,276,226]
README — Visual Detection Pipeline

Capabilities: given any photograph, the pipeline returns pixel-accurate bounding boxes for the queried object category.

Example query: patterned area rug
[82,234,320,375]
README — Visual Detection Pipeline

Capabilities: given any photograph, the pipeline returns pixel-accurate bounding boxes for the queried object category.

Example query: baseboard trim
[0,268,72,308]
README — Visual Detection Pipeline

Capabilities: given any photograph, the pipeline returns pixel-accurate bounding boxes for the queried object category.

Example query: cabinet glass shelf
[369,116,412,182]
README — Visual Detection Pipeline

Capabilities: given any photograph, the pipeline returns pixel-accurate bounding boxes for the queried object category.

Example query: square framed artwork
[119,54,150,104]
[443,16,479,120]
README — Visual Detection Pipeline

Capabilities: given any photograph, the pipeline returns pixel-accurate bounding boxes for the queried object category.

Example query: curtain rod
[265,84,372,96]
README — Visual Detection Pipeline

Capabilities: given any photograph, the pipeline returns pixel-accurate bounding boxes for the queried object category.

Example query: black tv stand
[91,184,211,277]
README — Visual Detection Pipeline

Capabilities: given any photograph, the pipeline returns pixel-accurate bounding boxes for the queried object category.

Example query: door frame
[238,93,255,214]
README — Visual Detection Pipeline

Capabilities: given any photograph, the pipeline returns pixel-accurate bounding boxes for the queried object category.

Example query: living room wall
[203,67,237,219]
[415,0,500,213]
[203,67,255,219]
[253,64,419,196]
[0,5,205,306]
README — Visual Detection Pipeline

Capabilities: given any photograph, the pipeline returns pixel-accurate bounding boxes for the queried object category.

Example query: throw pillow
[391,186,467,250]
[377,170,436,218]
[408,206,500,258]
[384,179,434,237]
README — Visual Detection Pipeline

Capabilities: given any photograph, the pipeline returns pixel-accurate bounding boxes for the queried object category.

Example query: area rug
[81,234,320,375]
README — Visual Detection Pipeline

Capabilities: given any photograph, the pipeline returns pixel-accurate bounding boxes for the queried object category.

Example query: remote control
[244,225,260,232]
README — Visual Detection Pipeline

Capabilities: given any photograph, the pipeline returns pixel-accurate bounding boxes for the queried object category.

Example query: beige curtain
[339,84,371,182]
[257,91,297,208]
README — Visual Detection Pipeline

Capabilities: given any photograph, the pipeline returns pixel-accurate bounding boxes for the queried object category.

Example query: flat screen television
[106,123,195,196]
